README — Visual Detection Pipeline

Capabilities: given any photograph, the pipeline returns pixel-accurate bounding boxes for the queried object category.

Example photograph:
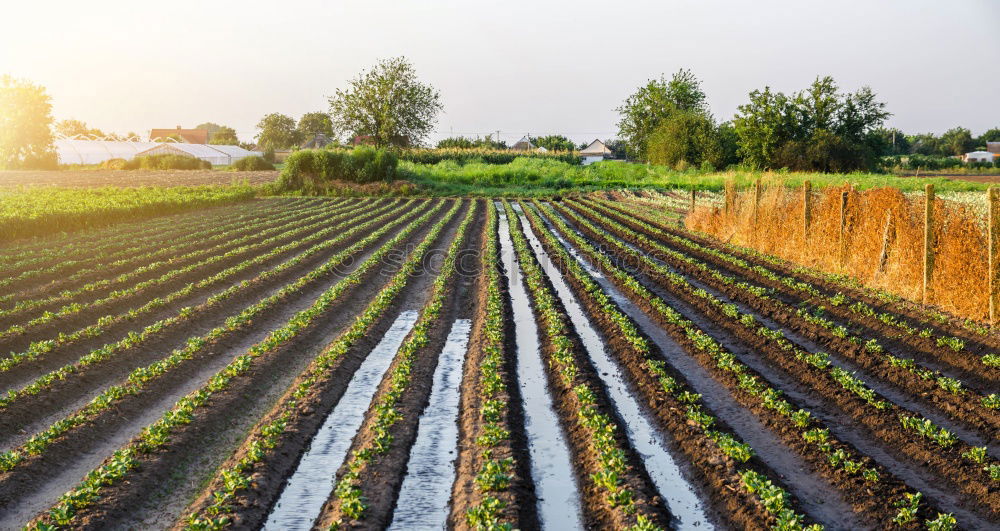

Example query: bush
[123,154,211,170]
[397,147,580,165]
[99,158,128,170]
[277,147,399,193]
[229,156,275,171]
[263,148,276,163]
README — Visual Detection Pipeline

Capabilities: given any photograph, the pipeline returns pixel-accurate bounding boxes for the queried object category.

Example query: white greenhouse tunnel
[54,139,262,166]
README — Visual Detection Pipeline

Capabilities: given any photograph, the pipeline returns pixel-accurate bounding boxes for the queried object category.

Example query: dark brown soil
[0,198,332,306]
[503,205,672,530]
[449,203,539,530]
[555,201,1000,525]
[0,201,447,529]
[0,200,422,451]
[313,201,481,530]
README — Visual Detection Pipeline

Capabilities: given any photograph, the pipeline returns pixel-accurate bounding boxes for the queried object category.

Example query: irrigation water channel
[388,318,472,529]
[518,204,712,530]
[575,211,997,526]
[263,310,419,530]
[497,207,585,530]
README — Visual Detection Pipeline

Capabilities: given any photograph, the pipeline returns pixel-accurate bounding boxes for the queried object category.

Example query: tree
[908,133,940,156]
[255,113,300,150]
[196,122,223,140]
[979,128,1000,145]
[209,126,239,145]
[615,69,708,161]
[55,119,105,138]
[876,128,910,156]
[0,75,56,169]
[939,127,975,156]
[436,135,505,149]
[733,76,889,171]
[531,135,575,152]
[297,112,334,140]
[329,57,442,148]
[646,110,723,169]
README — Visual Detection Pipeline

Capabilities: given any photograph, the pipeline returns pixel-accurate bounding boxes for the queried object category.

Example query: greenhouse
[55,139,262,166]
[55,139,159,165]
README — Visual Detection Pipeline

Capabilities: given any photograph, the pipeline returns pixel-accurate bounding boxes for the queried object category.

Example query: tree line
[615,69,998,172]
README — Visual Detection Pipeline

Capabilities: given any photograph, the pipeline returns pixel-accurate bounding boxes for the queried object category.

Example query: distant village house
[579,139,613,165]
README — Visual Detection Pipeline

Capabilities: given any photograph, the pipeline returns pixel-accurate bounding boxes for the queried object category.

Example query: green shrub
[123,154,211,170]
[397,147,580,165]
[229,156,275,171]
[99,158,128,170]
[277,147,399,193]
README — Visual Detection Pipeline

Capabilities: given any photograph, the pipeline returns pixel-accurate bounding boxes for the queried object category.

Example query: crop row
[182,199,467,529]
[0,199,435,475]
[578,200,1000,421]
[504,201,664,530]
[603,197,1000,372]
[24,200,454,530]
[0,199,371,341]
[524,202,820,530]
[0,200,322,302]
[539,201,963,528]
[0,200,421,419]
[0,199,354,319]
[569,201,1000,471]
[0,198,310,275]
[563,203,988,524]
[328,200,477,526]
[0,199,402,376]
[463,200,520,530]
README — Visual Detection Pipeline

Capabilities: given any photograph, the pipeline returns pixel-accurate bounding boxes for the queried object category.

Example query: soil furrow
[0,200,450,530]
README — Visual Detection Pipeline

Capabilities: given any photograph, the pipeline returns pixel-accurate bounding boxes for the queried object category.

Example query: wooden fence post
[753,179,762,225]
[802,180,812,238]
[839,190,848,267]
[724,180,731,216]
[923,184,935,304]
[990,187,999,325]
[690,187,696,213]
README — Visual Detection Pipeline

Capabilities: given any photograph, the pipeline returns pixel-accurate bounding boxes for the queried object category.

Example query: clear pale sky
[3,0,998,146]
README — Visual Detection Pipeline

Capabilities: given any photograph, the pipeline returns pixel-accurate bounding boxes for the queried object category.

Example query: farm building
[510,136,536,151]
[301,133,335,149]
[988,142,1000,155]
[149,126,209,144]
[964,151,995,163]
[132,143,262,166]
[580,139,613,165]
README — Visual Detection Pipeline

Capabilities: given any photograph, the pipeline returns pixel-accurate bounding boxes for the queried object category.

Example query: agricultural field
[0,194,997,531]
[0,170,279,189]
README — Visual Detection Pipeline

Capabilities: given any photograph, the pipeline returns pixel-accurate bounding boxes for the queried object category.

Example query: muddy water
[518,205,710,529]
[547,207,866,530]
[497,206,584,530]
[263,310,420,531]
[389,318,471,530]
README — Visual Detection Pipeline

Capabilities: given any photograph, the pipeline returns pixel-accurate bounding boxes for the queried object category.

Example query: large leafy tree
[646,110,722,168]
[255,113,300,150]
[733,76,889,171]
[329,57,442,148]
[615,69,707,161]
[531,135,576,152]
[939,127,975,156]
[209,126,239,145]
[979,128,1000,145]
[297,112,334,139]
[0,75,56,169]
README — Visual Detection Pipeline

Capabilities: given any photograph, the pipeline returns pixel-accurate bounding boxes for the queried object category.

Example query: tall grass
[686,184,991,321]
[399,158,995,196]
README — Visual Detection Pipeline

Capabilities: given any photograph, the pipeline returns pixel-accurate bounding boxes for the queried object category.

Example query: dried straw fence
[686,181,1000,324]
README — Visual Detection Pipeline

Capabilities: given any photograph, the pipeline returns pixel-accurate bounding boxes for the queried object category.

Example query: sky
[2,0,998,146]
